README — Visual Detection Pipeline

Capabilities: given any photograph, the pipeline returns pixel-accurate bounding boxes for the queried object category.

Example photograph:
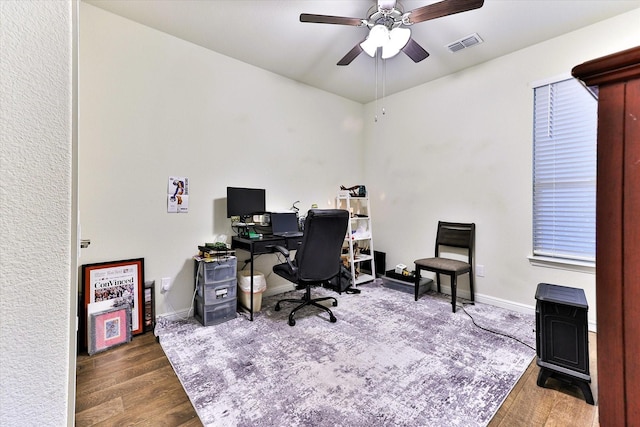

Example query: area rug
[156,280,536,427]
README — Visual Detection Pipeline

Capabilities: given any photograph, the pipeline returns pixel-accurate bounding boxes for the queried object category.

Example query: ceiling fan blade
[300,13,365,26]
[337,42,365,66]
[407,0,484,24]
[402,38,430,63]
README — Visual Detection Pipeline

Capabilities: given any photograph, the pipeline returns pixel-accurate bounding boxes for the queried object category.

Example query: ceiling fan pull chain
[382,59,386,116]
[374,53,379,123]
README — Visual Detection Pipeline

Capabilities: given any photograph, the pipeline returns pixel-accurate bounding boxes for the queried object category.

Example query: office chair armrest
[272,245,297,272]
[271,245,290,258]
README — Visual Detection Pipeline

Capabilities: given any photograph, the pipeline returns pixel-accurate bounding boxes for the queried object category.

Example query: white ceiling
[83,0,640,104]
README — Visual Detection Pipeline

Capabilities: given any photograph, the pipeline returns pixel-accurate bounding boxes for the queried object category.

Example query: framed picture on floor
[144,280,155,333]
[82,258,145,342]
[88,305,132,355]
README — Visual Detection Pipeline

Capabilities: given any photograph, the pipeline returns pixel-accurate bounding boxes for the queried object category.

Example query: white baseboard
[432,283,476,305]
[157,307,193,322]
[474,293,535,316]
[157,282,597,333]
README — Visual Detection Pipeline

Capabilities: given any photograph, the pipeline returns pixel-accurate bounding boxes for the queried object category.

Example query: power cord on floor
[458,301,536,351]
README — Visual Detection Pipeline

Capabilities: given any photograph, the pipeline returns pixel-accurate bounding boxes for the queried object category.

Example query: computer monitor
[226,187,266,219]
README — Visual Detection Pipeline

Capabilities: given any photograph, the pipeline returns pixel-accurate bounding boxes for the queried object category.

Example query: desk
[231,234,303,320]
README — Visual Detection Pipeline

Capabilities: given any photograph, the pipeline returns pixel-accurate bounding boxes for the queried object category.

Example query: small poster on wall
[168,176,189,213]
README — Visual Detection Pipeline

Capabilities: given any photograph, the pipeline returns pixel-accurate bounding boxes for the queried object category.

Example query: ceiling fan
[300,0,484,66]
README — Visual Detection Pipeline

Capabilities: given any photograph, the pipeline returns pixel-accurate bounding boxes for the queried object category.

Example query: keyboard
[273,231,303,238]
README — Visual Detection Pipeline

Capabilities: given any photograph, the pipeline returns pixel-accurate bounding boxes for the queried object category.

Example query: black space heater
[535,282,594,405]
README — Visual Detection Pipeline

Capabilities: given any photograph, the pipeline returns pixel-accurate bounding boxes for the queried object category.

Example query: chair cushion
[414,257,470,273]
[273,262,297,282]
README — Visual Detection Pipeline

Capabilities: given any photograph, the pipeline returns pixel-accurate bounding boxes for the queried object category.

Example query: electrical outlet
[476,265,485,277]
[161,277,171,291]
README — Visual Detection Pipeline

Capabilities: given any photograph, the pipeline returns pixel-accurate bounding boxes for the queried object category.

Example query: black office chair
[272,209,349,326]
[414,221,475,313]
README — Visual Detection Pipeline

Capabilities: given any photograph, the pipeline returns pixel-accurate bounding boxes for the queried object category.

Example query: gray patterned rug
[156,280,536,427]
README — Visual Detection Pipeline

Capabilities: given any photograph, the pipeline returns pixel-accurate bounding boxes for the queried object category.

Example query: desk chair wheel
[288,316,296,326]
[275,303,281,312]
[332,301,338,307]
[330,315,337,323]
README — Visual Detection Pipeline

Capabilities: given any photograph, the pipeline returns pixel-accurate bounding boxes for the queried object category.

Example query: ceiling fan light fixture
[360,38,378,57]
[362,24,410,59]
[382,27,410,58]
[370,24,390,45]
[381,45,399,59]
[360,25,389,57]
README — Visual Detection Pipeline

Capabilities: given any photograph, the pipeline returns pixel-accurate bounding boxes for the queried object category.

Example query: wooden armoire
[572,46,640,426]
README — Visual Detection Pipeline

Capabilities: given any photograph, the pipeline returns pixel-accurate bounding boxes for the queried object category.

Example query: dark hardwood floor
[489,331,599,427]
[76,331,598,426]
[75,333,202,426]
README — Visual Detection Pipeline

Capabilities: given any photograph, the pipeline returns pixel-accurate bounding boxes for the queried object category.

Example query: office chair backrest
[294,209,349,282]
[435,221,475,263]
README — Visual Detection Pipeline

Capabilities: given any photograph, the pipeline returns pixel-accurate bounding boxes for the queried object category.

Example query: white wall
[79,3,364,315]
[364,8,640,327]
[0,1,76,426]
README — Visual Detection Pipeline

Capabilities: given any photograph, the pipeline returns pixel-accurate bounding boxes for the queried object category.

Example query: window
[532,77,597,264]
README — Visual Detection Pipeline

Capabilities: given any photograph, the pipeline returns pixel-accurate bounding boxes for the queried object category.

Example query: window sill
[528,255,595,274]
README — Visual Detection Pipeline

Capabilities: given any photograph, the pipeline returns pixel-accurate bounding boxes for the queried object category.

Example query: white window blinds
[532,78,597,262]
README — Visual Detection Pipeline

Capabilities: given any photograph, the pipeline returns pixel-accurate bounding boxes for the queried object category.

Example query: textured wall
[0,1,74,426]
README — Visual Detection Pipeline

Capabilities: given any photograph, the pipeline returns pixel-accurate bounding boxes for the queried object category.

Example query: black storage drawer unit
[381,270,432,297]
[535,282,593,404]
